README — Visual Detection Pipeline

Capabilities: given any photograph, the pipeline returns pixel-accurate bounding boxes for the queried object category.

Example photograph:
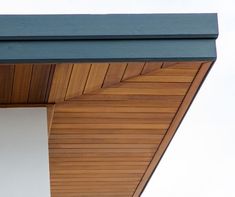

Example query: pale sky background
[0,0,234,196]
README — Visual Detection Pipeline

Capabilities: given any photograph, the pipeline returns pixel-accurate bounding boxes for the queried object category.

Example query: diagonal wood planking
[48,61,211,197]
[0,61,213,197]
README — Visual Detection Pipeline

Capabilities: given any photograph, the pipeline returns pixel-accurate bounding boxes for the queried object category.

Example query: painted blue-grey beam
[0,14,218,63]
[0,14,218,40]
[0,39,216,63]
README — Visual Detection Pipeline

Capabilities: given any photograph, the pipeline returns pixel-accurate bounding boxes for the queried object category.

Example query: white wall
[0,108,50,197]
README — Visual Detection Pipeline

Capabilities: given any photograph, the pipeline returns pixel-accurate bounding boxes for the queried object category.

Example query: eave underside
[0,60,213,197]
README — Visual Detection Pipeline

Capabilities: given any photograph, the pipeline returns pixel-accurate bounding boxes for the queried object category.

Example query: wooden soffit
[0,60,214,196]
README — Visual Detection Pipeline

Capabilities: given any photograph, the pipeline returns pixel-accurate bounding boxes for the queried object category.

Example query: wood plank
[48,63,73,102]
[49,136,163,144]
[49,148,155,154]
[54,112,175,119]
[50,192,132,197]
[50,157,152,162]
[50,134,164,139]
[51,181,139,185]
[49,161,149,166]
[50,168,146,174]
[73,94,184,101]
[0,65,14,103]
[132,62,212,196]
[83,63,109,93]
[45,64,55,102]
[50,188,136,192]
[11,64,33,103]
[65,63,91,99]
[55,104,178,113]
[111,82,190,89]
[50,188,136,193]
[50,153,154,159]
[47,104,55,136]
[141,62,162,74]
[51,165,147,171]
[28,64,52,103]
[127,75,195,83]
[61,98,183,107]
[162,62,177,68]
[51,123,169,130]
[102,62,127,88]
[162,61,203,69]
[51,182,138,187]
[49,173,143,179]
[49,143,159,149]
[145,68,198,76]
[51,192,133,196]
[97,87,188,95]
[122,62,145,80]
[51,172,143,179]
[53,117,172,124]
[50,129,167,135]
[50,154,154,159]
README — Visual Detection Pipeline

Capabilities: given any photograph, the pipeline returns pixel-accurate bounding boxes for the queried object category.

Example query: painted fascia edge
[0,39,217,64]
[0,14,218,40]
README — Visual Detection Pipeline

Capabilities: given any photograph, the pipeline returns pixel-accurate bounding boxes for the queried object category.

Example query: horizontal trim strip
[0,39,216,63]
[0,14,218,40]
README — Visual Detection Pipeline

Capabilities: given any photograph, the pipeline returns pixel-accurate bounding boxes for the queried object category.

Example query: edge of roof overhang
[0,13,218,63]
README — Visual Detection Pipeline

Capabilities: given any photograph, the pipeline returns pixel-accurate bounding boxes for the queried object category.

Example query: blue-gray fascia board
[0,14,218,63]
[0,14,218,40]
[0,39,216,63]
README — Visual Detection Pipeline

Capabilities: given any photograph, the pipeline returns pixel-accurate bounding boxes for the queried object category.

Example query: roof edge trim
[0,14,218,41]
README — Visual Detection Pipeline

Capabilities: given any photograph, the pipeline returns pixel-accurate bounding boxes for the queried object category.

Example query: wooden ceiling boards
[0,61,214,196]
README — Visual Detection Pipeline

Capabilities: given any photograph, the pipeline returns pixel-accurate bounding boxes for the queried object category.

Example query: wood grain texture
[132,61,213,197]
[103,62,127,88]
[47,104,55,136]
[49,64,73,102]
[84,63,109,94]
[66,63,91,99]
[141,62,162,74]
[0,61,212,197]
[48,61,209,197]
[122,62,145,80]
[28,64,52,103]
[0,65,14,103]
[11,64,33,103]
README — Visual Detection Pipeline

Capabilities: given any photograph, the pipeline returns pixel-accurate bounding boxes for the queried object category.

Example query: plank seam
[9,64,16,103]
[101,63,111,88]
[120,62,128,82]
[64,64,75,101]
[82,63,93,95]
[27,64,34,103]
[45,64,56,103]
